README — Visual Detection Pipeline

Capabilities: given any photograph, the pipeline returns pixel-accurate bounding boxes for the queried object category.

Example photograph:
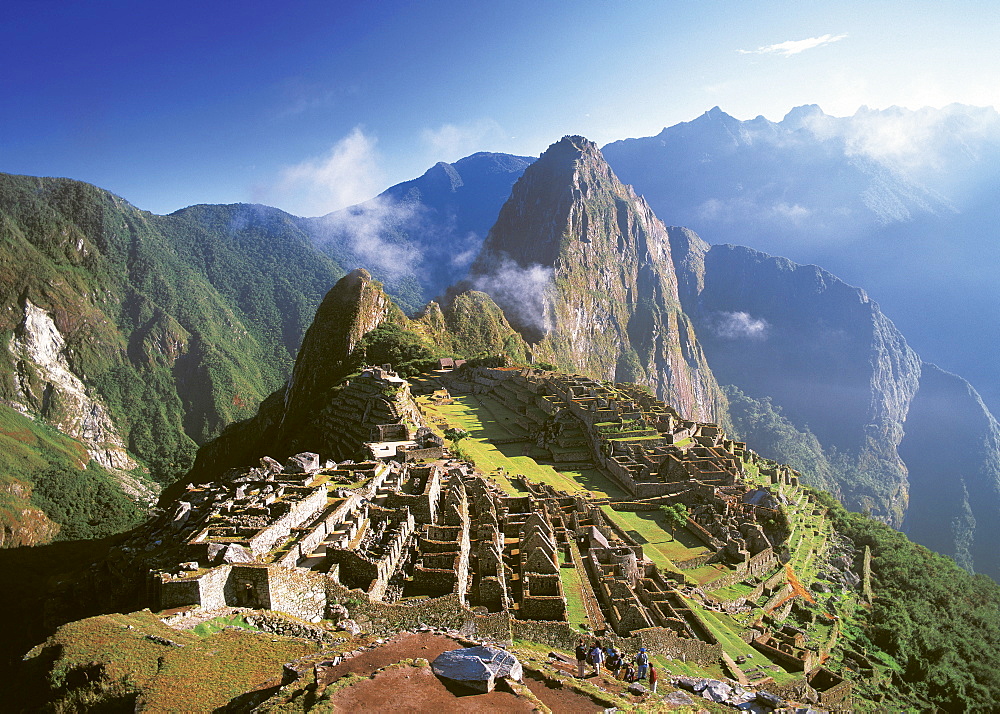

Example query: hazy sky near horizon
[3,0,997,216]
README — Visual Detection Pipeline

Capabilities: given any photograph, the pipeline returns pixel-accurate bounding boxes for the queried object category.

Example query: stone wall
[702,547,777,592]
[248,485,328,556]
[226,564,272,609]
[268,565,330,622]
[198,565,232,610]
[630,626,723,665]
[158,575,201,610]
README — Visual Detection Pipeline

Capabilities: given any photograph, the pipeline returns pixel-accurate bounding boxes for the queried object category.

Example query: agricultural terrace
[418,392,628,499]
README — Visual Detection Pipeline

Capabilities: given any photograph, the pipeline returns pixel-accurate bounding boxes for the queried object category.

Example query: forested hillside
[0,175,345,541]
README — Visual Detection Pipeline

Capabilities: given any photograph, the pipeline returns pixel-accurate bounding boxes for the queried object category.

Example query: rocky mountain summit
[468,135,725,423]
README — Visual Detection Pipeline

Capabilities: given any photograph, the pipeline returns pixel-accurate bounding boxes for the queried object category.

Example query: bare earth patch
[317,631,604,712]
[326,664,536,713]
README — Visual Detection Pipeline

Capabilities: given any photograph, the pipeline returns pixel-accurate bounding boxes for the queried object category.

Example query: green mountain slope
[0,174,345,542]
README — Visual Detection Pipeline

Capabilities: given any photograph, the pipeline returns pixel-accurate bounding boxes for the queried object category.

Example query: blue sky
[3,0,998,216]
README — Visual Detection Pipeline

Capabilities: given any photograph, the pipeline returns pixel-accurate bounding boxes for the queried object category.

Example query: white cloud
[420,119,507,163]
[711,311,770,341]
[472,256,554,336]
[772,202,812,223]
[262,127,384,216]
[311,196,423,280]
[740,33,847,57]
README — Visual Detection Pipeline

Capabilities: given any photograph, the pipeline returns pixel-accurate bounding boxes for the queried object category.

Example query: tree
[659,503,688,539]
[443,427,469,445]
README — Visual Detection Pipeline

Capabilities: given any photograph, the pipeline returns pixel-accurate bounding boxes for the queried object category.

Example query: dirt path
[317,632,464,686]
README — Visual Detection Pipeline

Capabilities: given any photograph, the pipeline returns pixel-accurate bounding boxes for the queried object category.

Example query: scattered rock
[700,679,734,703]
[146,634,183,647]
[756,690,784,707]
[627,682,647,695]
[663,690,695,706]
[674,676,701,692]
[337,618,362,636]
[220,543,254,564]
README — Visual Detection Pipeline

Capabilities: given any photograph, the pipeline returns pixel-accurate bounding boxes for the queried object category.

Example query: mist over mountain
[602,104,1000,415]
[5,105,1000,582]
[301,152,534,312]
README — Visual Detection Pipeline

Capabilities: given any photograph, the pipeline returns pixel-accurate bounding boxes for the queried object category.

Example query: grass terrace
[419,393,627,499]
[598,506,712,571]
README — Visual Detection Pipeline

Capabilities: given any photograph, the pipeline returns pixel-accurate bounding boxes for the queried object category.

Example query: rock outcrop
[179,270,415,491]
[9,299,139,473]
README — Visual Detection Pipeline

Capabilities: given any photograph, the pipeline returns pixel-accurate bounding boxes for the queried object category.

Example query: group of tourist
[574,638,659,692]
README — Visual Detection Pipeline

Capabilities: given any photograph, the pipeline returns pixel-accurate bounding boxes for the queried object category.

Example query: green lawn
[692,605,801,684]
[559,563,590,631]
[421,394,627,499]
[598,506,712,570]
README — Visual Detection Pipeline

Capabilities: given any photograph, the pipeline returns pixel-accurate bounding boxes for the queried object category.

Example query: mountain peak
[529,135,604,175]
[781,104,827,130]
[281,269,402,428]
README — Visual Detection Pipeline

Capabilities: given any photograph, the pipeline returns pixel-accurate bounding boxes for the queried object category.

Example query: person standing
[649,663,658,693]
[635,647,649,680]
[589,642,605,677]
[575,639,588,678]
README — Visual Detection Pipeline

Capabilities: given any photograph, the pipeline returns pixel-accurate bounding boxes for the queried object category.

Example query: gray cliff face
[668,231,921,525]
[281,268,403,428]
[469,136,725,422]
[900,364,1000,579]
[7,300,158,504]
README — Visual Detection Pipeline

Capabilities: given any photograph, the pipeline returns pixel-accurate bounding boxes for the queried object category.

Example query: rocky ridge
[468,135,725,423]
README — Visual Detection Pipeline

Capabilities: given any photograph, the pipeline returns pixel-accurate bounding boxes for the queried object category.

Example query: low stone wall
[630,627,723,666]
[326,586,472,634]
[248,486,329,556]
[675,552,715,571]
[684,518,718,548]
[702,548,777,592]
[243,610,338,642]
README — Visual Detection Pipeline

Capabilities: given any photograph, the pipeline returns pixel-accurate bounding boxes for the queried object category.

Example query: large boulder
[431,646,523,693]
[285,452,320,473]
[700,679,734,703]
[663,690,696,707]
[219,543,254,564]
[260,456,283,475]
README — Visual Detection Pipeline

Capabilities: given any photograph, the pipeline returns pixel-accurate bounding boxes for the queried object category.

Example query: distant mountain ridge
[0,175,346,542]
[303,152,534,312]
[601,103,1000,418]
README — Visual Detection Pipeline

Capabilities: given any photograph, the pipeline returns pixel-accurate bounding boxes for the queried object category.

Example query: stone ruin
[146,366,847,702]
